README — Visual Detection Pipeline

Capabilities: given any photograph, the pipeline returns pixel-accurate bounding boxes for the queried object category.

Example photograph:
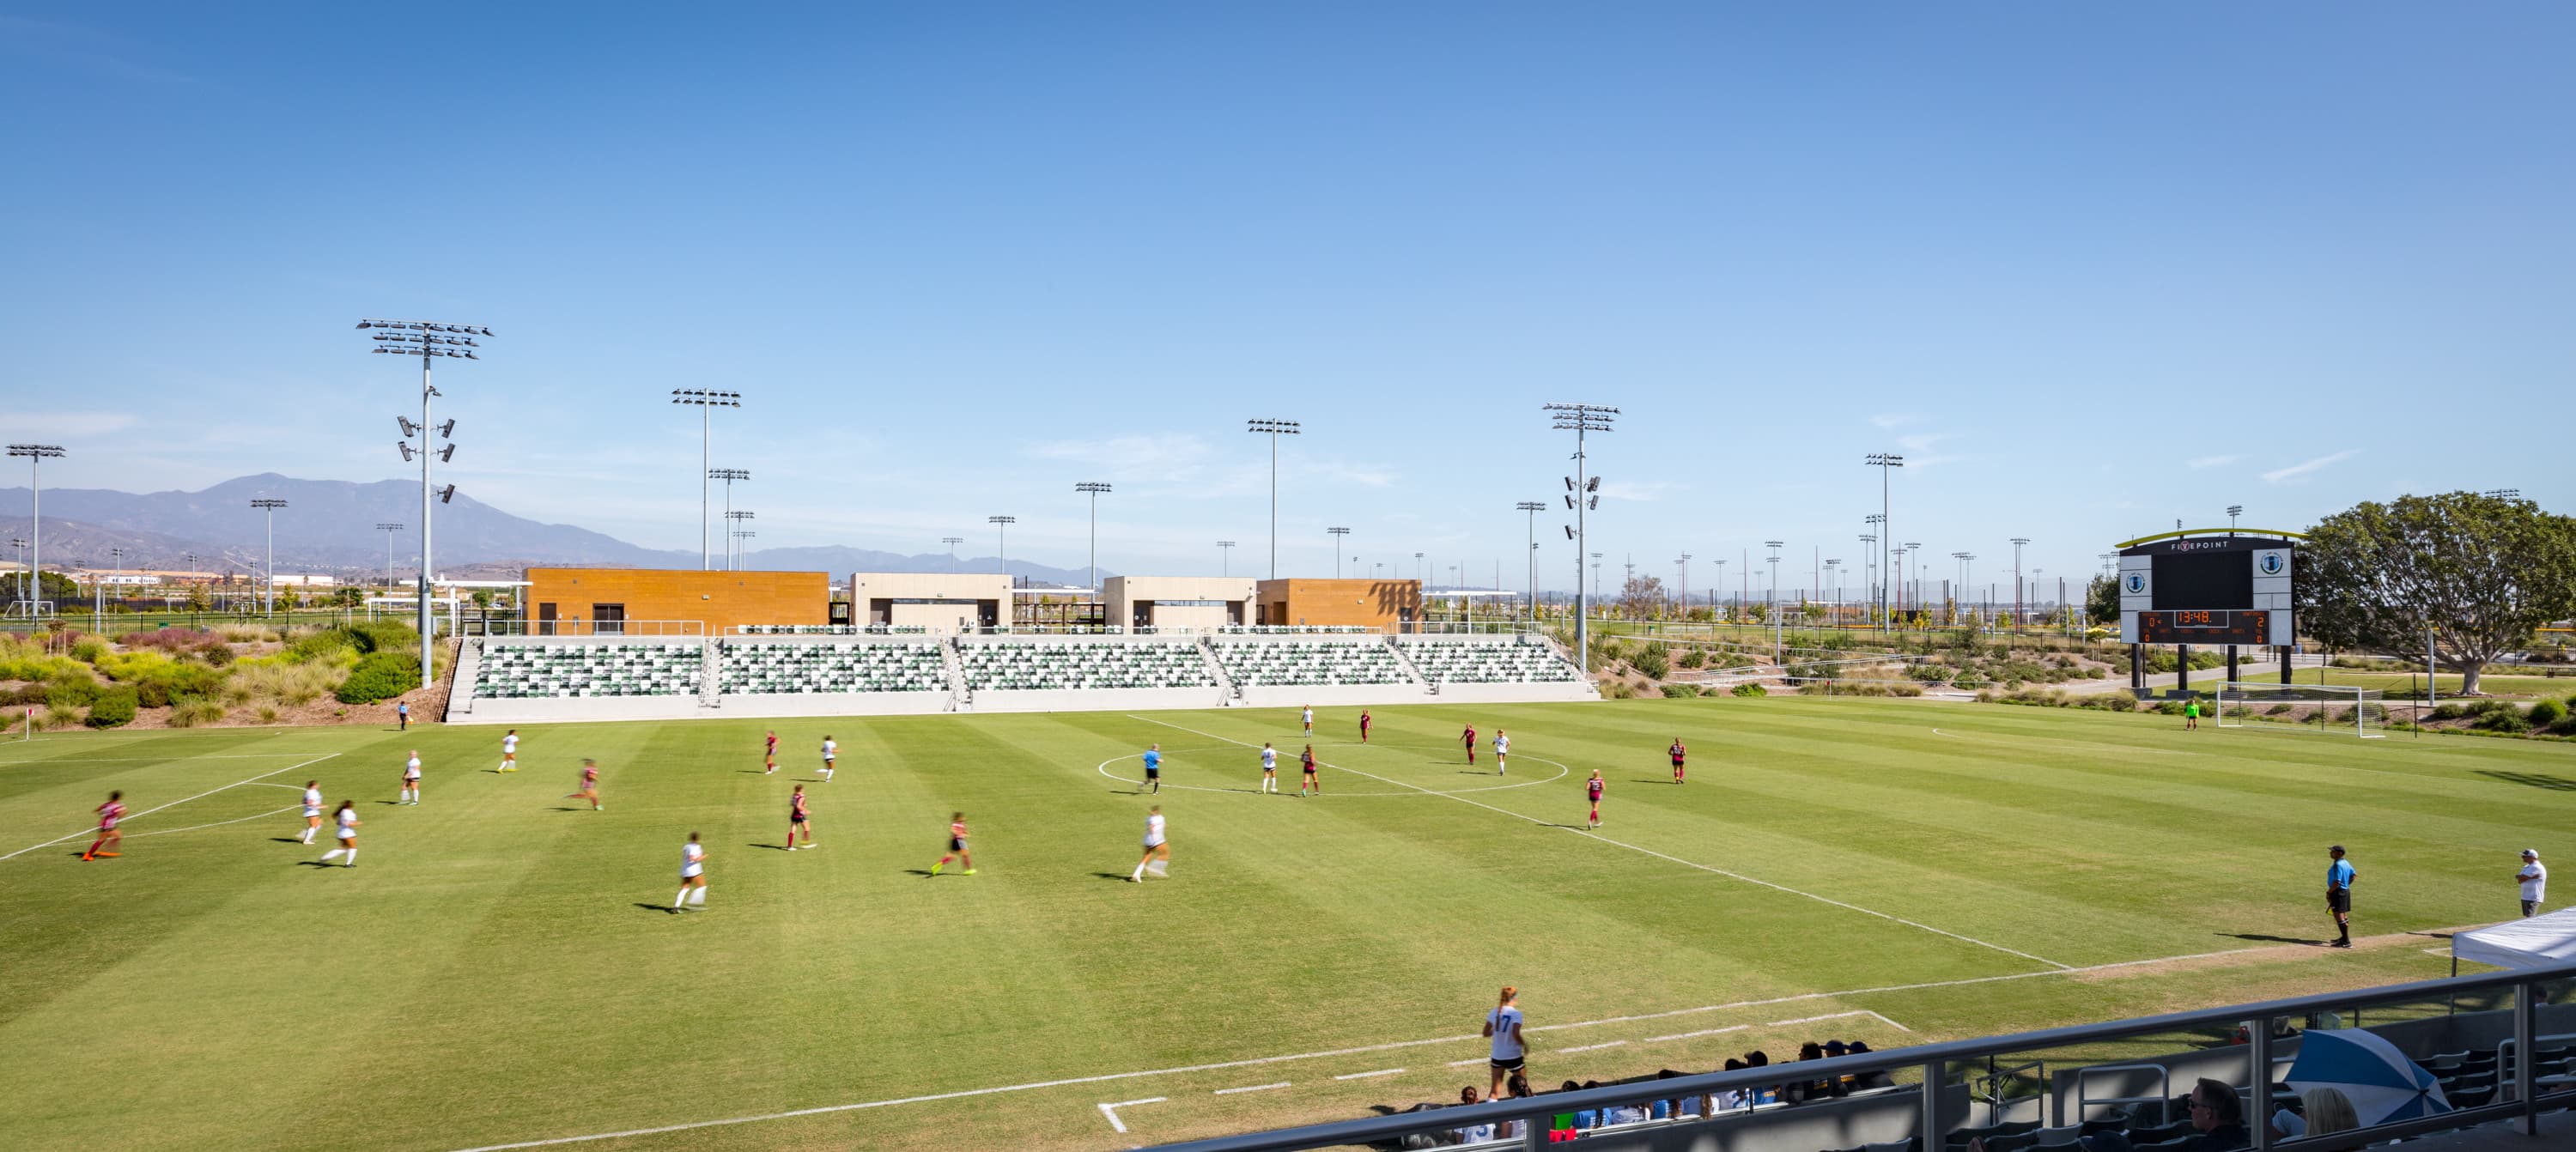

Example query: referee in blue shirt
[2326,846,2356,949]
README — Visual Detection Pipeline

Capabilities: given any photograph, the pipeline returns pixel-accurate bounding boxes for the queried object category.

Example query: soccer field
[3,698,2569,1151]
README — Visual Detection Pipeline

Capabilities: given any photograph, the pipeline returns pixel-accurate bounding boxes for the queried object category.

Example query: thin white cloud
[1895,433,1950,455]
[2186,455,2240,470]
[2261,450,2358,484]
[9,410,138,438]
[1598,481,1680,501]
[1869,413,1920,429]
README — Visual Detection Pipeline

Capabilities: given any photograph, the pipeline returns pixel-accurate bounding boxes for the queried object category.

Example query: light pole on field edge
[1246,418,1299,579]
[1546,402,1617,673]
[1217,541,1235,577]
[1076,482,1112,594]
[1865,453,1903,633]
[711,469,750,570]
[989,515,1014,579]
[1516,501,1545,630]
[377,523,403,595]
[7,444,64,618]
[943,537,963,573]
[1327,526,1350,579]
[726,512,755,570]
[2010,537,2030,627]
[361,318,489,689]
[252,500,287,620]
[671,388,742,571]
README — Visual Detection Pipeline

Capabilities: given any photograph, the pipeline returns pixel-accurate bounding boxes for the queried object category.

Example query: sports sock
[343,848,356,865]
[301,828,315,844]
[673,889,688,910]
[321,847,343,863]
[1131,863,1145,880]
[690,887,707,906]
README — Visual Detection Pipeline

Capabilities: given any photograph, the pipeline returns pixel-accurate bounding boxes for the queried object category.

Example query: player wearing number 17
[1129,807,1169,882]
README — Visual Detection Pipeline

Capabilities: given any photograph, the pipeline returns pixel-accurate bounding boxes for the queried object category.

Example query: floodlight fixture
[1545,403,1617,671]
[250,499,288,619]
[436,419,454,439]
[360,318,489,688]
[989,515,1017,582]
[11,445,69,617]
[670,389,745,570]
[1216,540,1235,576]
[437,485,456,505]
[398,442,416,462]
[437,444,455,464]
[398,416,419,436]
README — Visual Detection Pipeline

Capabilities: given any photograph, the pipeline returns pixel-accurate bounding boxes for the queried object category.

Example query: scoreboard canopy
[2117,534,2295,646]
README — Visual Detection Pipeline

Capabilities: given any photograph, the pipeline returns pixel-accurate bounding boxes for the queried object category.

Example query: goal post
[2213,682,2385,738]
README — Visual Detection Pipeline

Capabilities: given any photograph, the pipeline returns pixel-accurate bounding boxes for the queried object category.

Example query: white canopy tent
[2452,908,2576,973]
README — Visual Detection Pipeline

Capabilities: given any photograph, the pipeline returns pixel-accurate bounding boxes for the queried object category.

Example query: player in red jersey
[930,812,975,875]
[763,729,779,775]
[787,785,815,851]
[1461,724,1477,765]
[1299,744,1321,797]
[1358,709,1373,743]
[1668,738,1686,784]
[1586,770,1605,828]
[84,791,128,860]
[564,759,603,810]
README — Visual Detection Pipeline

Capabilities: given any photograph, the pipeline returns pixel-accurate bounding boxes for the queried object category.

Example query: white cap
[2524,849,2540,858]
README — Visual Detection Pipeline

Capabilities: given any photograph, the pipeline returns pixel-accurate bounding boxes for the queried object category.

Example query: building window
[592,603,627,635]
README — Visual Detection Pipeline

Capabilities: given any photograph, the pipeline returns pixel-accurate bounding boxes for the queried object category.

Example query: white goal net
[2213,682,2386,738]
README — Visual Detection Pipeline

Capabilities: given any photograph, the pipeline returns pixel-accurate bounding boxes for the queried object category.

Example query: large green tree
[2300,491,2576,694]
[2085,573,2120,625]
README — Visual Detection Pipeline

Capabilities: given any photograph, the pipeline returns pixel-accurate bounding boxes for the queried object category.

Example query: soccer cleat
[99,852,120,858]
[787,846,797,852]
[929,862,942,875]
[962,869,975,876]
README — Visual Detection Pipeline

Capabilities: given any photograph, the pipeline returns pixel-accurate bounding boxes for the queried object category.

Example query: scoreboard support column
[2281,645,2293,684]
[2129,644,2143,695]
[2177,644,2191,695]
[2227,645,2239,686]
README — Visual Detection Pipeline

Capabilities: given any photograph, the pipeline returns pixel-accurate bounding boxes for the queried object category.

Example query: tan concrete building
[1103,575,1254,630]
[523,568,829,634]
[850,572,1010,630]
[1254,579,1421,631]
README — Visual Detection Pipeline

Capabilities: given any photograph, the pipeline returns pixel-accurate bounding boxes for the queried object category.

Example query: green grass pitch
[2,698,2568,1150]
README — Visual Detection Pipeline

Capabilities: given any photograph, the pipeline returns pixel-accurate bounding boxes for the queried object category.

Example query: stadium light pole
[671,389,742,571]
[1546,403,1617,673]
[989,515,1015,580]
[361,318,488,690]
[1217,541,1235,577]
[1677,554,1692,619]
[1865,453,1904,633]
[1326,526,1351,579]
[1516,501,1545,629]
[943,537,963,573]
[726,512,755,570]
[9,445,64,616]
[1075,482,1113,592]
[2010,537,2030,626]
[1711,558,1728,617]
[1860,533,1878,625]
[1245,418,1299,578]
[9,537,25,608]
[252,499,288,620]
[732,529,755,569]
[377,523,403,594]
[1905,543,1923,621]
[710,468,750,570]
[1763,541,1783,614]
[2227,505,2243,536]
[1824,558,1840,625]
[1589,554,1603,604]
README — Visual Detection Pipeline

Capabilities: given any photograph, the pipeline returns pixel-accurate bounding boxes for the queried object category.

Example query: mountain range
[0,475,1100,585]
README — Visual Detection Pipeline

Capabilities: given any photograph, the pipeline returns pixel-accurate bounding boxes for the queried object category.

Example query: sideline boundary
[438,938,2383,1152]
[1,753,341,861]
[1132,715,2069,970]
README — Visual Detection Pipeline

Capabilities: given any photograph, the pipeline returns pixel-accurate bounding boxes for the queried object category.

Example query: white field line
[123,804,301,840]
[1768,1010,1911,1033]
[1643,1025,1750,1044]
[1096,1097,1163,1134]
[1131,715,2070,970]
[1214,1082,1290,1095]
[1448,1057,1487,1067]
[0,754,343,764]
[1558,1040,1629,1053]
[1,753,340,861]
[1332,1068,1406,1081]
[434,938,2349,1152]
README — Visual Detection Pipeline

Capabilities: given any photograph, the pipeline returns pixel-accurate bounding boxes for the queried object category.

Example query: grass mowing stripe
[1129,713,2074,971]
[0,752,341,860]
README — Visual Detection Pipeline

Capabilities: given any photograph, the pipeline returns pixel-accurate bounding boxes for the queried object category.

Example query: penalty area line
[1129,715,2070,971]
[1,752,341,862]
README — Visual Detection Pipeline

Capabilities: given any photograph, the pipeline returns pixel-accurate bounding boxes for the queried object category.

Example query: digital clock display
[2137,609,2269,646]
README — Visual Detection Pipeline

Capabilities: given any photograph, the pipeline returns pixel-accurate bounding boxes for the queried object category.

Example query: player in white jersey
[499,730,519,773]
[1260,743,1279,793]
[819,737,837,782]
[671,832,708,913]
[1493,730,1509,775]
[298,780,325,844]
[1482,985,1527,1101]
[317,801,361,867]
[1129,806,1169,882]
[398,751,422,804]
[1301,706,1314,736]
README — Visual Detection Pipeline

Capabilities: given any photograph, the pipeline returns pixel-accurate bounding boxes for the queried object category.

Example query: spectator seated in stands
[2269,1086,2356,1142]
[1844,1040,1896,1089]
[2077,1078,2247,1152]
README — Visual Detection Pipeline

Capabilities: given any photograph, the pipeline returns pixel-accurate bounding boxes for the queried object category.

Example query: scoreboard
[2117,535,2294,646]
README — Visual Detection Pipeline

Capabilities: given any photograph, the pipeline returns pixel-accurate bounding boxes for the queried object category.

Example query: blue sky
[3,4,2568,598]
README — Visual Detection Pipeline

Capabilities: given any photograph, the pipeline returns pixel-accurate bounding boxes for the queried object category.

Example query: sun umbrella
[2284,1028,2452,1126]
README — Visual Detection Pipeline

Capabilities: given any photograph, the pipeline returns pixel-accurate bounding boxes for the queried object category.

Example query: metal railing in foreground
[478,619,706,637]
[1146,961,2576,1152]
